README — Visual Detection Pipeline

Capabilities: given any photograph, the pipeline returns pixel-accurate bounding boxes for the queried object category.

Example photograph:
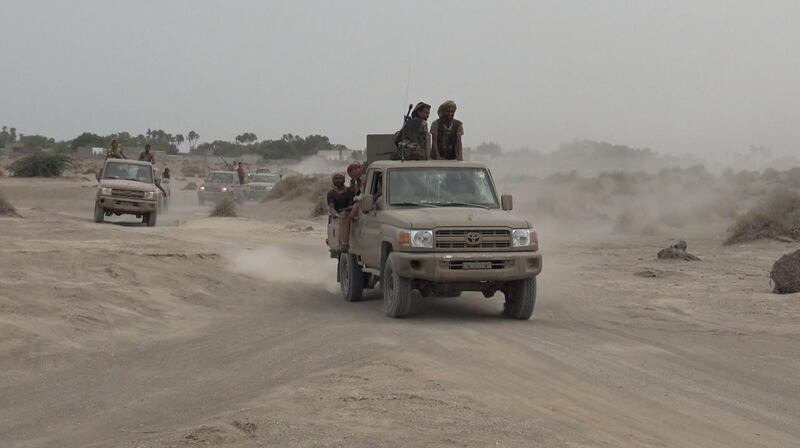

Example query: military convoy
[327,135,542,319]
[94,159,168,226]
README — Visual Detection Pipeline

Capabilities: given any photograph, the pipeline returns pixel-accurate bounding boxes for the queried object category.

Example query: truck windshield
[103,163,153,183]
[206,172,235,183]
[388,168,498,208]
[252,174,278,183]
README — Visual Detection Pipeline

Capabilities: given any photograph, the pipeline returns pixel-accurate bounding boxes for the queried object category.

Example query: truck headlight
[512,229,538,249]
[200,186,205,190]
[399,230,433,248]
[221,187,228,192]
[143,191,155,199]
[99,187,112,196]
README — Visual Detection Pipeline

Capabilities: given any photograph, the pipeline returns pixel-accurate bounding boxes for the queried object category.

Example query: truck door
[354,169,384,269]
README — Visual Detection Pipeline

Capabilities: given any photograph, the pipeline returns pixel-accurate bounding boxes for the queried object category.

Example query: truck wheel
[383,254,412,318]
[146,210,158,227]
[339,253,363,302]
[94,203,104,223]
[503,278,537,320]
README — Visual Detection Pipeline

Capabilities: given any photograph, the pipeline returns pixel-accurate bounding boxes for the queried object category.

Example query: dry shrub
[0,193,20,217]
[657,240,701,261]
[9,153,76,177]
[209,197,237,217]
[725,188,800,245]
[182,182,198,191]
[770,249,800,294]
[262,174,330,217]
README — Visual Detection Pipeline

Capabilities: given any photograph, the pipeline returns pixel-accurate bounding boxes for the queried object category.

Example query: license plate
[462,261,492,270]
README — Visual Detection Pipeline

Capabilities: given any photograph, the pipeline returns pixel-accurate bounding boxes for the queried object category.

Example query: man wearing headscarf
[393,101,431,160]
[327,173,356,251]
[430,100,464,161]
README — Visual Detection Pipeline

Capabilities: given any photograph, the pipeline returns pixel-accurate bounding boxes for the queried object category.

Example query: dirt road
[1,177,799,447]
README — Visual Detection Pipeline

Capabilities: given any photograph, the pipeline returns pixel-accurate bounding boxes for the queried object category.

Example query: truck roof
[105,159,154,167]
[367,160,488,170]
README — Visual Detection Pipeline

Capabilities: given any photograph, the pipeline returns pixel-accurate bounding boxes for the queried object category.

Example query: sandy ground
[1,175,799,448]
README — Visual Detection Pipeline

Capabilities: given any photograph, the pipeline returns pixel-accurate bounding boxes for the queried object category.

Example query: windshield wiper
[104,176,120,180]
[125,178,148,183]
[434,201,490,210]
[391,201,438,208]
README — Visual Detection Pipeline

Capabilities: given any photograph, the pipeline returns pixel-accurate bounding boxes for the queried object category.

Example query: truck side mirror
[501,194,513,211]
[361,194,374,213]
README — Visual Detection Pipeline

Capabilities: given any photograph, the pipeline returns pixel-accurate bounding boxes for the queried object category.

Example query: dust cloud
[228,245,338,293]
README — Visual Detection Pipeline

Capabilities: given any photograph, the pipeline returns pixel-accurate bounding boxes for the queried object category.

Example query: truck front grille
[447,259,511,270]
[111,189,145,199]
[435,229,511,249]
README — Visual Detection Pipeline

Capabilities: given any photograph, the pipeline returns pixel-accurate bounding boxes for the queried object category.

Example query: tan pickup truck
[328,160,542,319]
[94,159,165,226]
[198,170,245,205]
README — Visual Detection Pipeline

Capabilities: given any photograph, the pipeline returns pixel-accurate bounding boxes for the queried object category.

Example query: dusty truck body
[244,172,279,201]
[328,158,542,319]
[198,170,244,204]
[94,159,164,226]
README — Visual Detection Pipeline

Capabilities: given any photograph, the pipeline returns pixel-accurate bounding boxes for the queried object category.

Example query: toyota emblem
[465,232,482,245]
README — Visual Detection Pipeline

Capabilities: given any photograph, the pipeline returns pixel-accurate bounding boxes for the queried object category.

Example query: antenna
[403,65,411,112]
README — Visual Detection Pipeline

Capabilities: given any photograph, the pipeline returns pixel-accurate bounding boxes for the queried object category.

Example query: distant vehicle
[198,170,244,205]
[94,159,165,226]
[256,168,272,174]
[328,157,542,319]
[245,173,280,201]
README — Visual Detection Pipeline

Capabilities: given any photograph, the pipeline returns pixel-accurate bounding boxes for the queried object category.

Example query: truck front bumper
[390,251,542,283]
[198,190,235,201]
[97,196,157,214]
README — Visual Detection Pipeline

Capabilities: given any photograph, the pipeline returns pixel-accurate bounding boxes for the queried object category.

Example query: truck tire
[339,253,364,302]
[94,203,104,223]
[146,210,158,227]
[383,254,412,318]
[503,278,537,320]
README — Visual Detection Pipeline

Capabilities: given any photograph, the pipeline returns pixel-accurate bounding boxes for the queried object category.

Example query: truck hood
[384,207,531,229]
[99,179,156,192]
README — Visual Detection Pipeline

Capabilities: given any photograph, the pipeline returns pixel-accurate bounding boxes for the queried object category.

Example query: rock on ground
[770,249,800,294]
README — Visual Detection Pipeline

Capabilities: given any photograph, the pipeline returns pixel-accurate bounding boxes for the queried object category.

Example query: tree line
[2,126,353,160]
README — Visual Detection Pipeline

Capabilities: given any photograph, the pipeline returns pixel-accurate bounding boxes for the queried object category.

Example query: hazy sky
[1,0,798,157]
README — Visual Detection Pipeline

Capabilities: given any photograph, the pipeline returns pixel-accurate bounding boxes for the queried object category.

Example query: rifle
[391,103,414,162]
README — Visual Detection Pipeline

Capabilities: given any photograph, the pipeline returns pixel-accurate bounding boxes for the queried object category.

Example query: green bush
[9,153,76,177]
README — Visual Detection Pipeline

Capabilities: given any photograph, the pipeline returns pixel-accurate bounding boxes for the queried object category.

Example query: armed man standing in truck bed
[393,102,432,161]
[430,100,464,161]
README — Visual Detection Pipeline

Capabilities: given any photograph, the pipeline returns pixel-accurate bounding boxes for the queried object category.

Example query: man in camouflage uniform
[430,100,464,161]
[106,139,127,159]
[393,102,431,161]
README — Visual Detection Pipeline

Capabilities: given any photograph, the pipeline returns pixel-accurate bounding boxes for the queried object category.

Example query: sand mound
[262,174,330,217]
[770,249,800,294]
[0,193,20,217]
[209,197,237,217]
[725,189,800,245]
[657,240,700,261]
[182,182,198,191]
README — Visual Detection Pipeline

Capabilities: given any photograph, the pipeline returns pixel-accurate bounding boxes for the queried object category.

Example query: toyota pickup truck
[328,159,542,319]
[198,170,245,205]
[94,159,164,226]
